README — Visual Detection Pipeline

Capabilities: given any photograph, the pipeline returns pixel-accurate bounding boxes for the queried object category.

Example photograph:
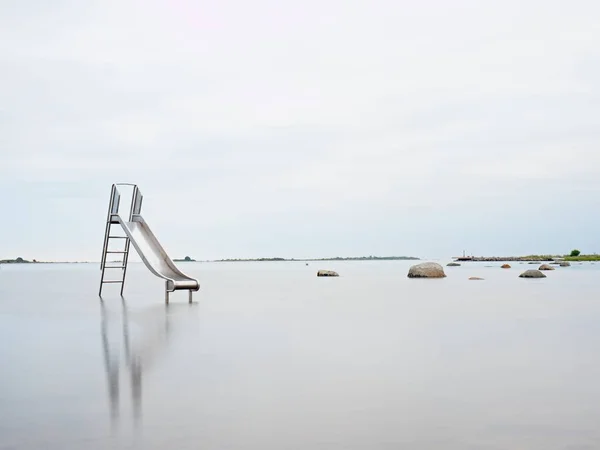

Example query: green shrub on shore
[570,249,581,257]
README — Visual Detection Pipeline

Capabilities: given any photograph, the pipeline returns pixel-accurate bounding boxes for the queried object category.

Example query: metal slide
[99,183,199,302]
[116,215,200,293]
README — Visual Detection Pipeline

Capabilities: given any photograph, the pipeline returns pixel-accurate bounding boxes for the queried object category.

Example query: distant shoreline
[455,255,600,262]
[5,254,599,264]
[0,260,93,264]
[1,256,420,264]
[455,256,556,262]
[213,256,421,262]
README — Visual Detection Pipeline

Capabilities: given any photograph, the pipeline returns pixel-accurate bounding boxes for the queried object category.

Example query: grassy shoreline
[563,255,600,261]
[456,254,600,262]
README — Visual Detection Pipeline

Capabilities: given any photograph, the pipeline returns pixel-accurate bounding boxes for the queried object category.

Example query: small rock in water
[469,277,484,280]
[528,262,539,264]
[559,262,571,267]
[447,262,461,267]
[501,264,511,269]
[519,269,547,278]
[408,262,446,278]
[317,270,338,277]
[538,264,555,271]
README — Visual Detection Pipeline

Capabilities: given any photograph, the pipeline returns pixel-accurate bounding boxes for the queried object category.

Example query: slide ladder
[99,183,199,303]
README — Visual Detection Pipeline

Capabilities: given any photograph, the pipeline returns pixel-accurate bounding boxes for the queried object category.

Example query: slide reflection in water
[100,300,197,428]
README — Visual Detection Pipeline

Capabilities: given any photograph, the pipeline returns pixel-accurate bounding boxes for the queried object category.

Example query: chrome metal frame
[99,183,199,303]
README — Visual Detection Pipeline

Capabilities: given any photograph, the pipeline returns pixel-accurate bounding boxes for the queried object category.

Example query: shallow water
[1,260,600,449]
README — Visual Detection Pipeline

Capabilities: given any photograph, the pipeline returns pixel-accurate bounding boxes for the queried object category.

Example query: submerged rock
[538,264,555,271]
[408,262,446,278]
[317,270,339,277]
[519,269,547,278]
[447,262,461,267]
[501,264,511,269]
[560,261,571,267]
[469,276,484,280]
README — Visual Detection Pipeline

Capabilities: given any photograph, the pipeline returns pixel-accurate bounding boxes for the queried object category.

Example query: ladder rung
[106,251,127,254]
[109,236,128,239]
[102,280,124,284]
[105,265,126,269]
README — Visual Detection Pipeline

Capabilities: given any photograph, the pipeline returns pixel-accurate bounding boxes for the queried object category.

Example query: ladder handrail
[100,185,117,271]
[120,186,138,295]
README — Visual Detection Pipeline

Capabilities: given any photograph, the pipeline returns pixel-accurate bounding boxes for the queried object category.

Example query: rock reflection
[100,301,194,427]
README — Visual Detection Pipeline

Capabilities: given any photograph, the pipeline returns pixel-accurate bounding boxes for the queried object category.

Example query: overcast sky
[1,0,599,261]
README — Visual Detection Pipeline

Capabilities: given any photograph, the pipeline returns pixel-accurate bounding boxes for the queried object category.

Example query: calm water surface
[1,260,600,449]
